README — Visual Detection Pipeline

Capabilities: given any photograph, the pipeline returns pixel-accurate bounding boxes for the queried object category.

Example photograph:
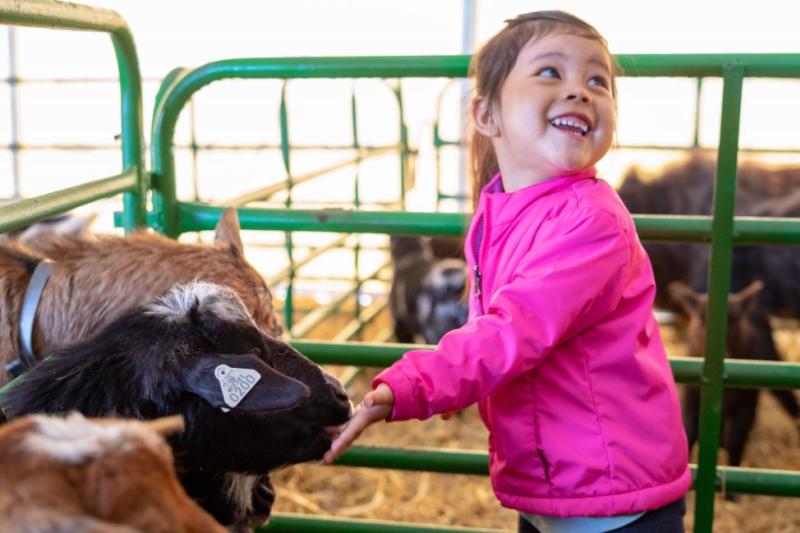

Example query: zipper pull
[474,265,482,297]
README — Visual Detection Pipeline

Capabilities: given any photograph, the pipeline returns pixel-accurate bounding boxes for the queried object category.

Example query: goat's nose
[323,371,351,404]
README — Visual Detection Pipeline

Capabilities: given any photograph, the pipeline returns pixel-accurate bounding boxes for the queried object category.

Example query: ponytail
[469,129,498,208]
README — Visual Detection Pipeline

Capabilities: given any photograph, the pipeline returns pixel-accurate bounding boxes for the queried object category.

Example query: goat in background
[389,235,468,345]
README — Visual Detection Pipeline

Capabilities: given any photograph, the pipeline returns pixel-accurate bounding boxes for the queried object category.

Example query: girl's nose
[565,88,590,103]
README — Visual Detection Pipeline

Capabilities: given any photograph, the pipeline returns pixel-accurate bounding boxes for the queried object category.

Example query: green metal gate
[3,2,800,532]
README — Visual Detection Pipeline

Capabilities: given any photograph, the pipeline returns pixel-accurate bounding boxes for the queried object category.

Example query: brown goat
[617,154,800,313]
[0,208,279,383]
[668,280,800,484]
[0,413,226,532]
[0,211,97,247]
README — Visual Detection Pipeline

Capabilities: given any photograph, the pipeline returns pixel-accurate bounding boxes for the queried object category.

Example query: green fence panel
[0,0,146,232]
[6,11,800,530]
[148,53,800,533]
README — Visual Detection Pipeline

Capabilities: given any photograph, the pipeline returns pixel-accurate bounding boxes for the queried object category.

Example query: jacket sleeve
[374,207,633,421]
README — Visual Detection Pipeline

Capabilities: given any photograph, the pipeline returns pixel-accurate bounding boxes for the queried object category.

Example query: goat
[617,155,800,314]
[0,281,352,530]
[389,235,467,344]
[726,190,800,319]
[668,280,800,487]
[0,207,280,382]
[0,412,226,533]
[0,210,97,247]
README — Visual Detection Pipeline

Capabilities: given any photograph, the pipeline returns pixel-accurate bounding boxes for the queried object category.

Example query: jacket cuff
[372,366,417,421]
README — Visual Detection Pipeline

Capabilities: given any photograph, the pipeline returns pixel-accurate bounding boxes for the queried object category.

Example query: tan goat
[0,413,226,532]
[0,207,280,382]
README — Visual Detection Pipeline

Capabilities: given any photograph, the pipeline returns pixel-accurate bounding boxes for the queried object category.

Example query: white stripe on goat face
[145,280,254,325]
[23,412,164,464]
[223,472,258,515]
[427,259,467,291]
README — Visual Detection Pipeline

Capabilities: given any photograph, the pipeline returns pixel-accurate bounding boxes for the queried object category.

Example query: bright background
[3,0,800,201]
[2,0,800,301]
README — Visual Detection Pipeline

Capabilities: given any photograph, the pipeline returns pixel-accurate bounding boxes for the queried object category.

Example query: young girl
[325,11,691,532]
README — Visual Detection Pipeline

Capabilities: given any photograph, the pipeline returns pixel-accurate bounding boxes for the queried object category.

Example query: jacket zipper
[473,214,485,311]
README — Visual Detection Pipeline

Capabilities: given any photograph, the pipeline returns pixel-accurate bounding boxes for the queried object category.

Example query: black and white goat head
[389,236,468,344]
[416,259,469,344]
[0,281,352,530]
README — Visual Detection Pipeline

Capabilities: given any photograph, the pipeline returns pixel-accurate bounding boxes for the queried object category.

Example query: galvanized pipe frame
[178,202,800,244]
[152,54,800,236]
[0,168,137,233]
[331,447,800,498]
[151,57,800,530]
[262,513,509,533]
[692,65,743,531]
[151,54,800,231]
[290,340,800,495]
[291,341,800,390]
[151,59,422,238]
[0,0,147,233]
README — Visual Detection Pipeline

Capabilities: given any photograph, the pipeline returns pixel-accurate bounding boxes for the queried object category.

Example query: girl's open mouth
[549,115,591,137]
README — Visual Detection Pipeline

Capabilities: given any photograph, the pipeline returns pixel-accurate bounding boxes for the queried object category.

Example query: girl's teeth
[551,117,589,134]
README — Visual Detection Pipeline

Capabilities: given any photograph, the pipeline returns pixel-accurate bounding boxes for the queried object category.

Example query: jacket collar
[479,167,597,225]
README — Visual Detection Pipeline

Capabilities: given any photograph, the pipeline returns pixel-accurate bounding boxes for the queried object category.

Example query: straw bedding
[271,304,800,531]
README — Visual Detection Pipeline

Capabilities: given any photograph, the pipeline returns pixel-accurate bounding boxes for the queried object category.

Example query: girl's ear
[472,97,499,138]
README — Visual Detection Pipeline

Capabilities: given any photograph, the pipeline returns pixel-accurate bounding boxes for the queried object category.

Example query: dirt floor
[270,302,800,532]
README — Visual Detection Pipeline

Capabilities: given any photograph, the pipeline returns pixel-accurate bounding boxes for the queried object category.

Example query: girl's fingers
[324,384,395,464]
[322,404,391,464]
[324,425,343,438]
[363,383,394,408]
[323,424,356,464]
[323,409,370,463]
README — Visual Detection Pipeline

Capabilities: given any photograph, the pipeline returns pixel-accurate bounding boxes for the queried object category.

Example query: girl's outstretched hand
[323,383,394,464]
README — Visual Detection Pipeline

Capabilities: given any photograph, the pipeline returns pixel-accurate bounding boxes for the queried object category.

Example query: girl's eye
[536,67,560,79]
[588,76,610,89]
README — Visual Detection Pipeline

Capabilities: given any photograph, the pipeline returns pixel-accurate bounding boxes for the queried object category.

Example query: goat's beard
[179,471,275,531]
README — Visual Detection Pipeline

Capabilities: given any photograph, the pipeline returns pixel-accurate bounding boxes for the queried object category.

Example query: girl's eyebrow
[529,51,609,72]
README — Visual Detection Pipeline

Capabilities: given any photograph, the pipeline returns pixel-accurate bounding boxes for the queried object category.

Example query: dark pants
[518,498,686,533]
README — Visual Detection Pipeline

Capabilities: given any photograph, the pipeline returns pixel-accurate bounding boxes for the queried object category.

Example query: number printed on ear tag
[214,364,261,411]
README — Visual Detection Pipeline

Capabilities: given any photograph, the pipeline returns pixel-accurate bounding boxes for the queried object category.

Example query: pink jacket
[375,169,691,517]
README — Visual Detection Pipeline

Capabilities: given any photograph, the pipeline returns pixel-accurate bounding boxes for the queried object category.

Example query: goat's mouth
[287,430,338,464]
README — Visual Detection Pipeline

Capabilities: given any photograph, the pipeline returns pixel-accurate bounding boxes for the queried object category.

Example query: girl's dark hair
[468,11,621,204]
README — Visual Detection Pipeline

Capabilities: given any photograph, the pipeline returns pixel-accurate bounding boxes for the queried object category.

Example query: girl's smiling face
[474,32,616,191]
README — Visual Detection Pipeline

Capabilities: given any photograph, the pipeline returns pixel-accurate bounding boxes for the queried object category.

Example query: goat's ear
[214,207,244,254]
[142,415,185,437]
[620,167,643,188]
[667,281,705,316]
[729,280,765,316]
[181,352,309,412]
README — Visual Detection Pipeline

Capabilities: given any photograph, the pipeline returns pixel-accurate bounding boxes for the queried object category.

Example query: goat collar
[15,259,53,373]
